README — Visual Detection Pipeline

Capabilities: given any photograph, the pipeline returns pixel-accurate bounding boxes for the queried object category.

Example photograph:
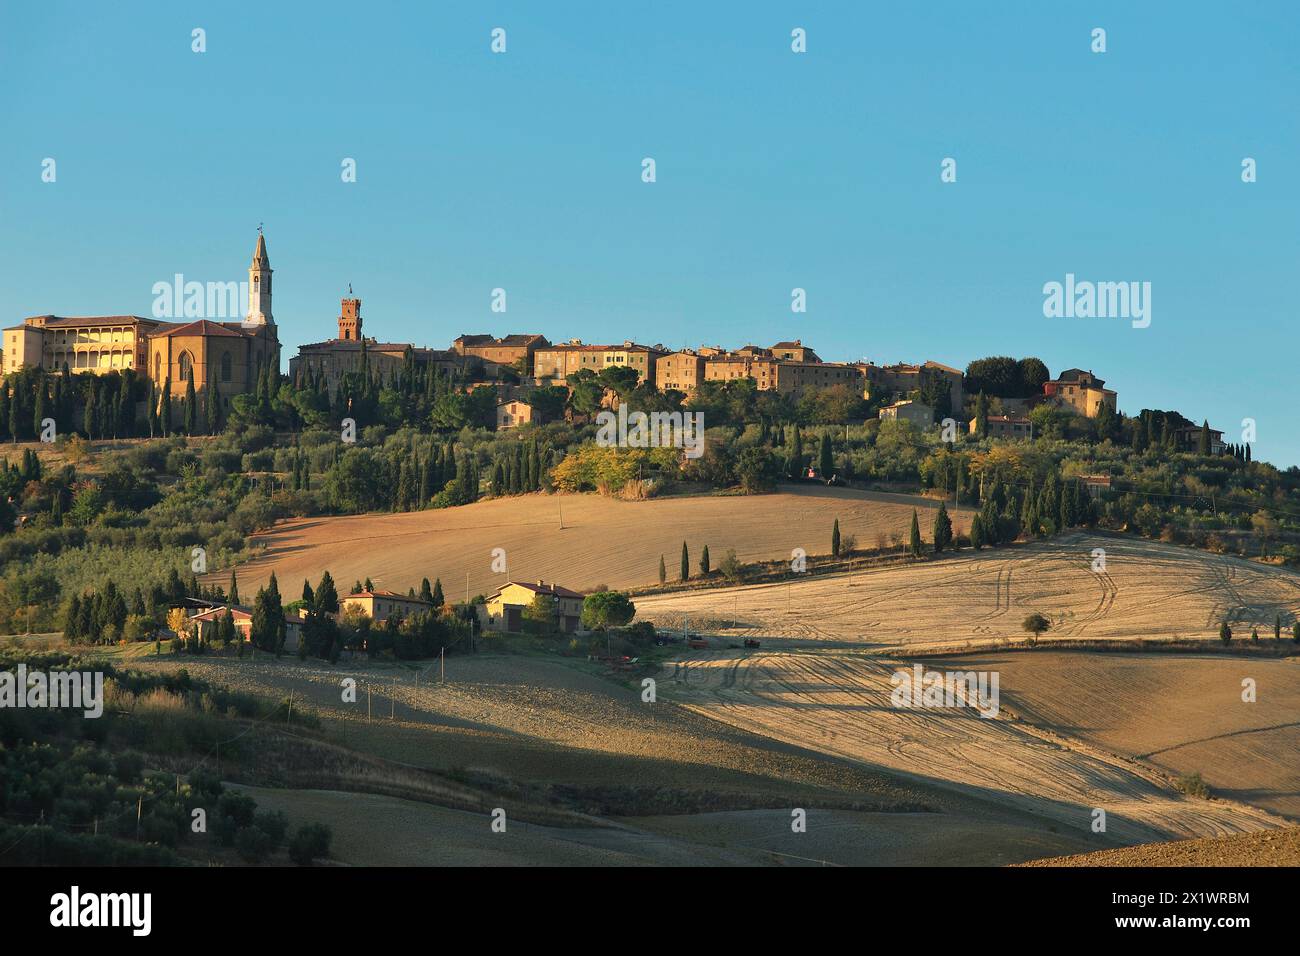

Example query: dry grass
[224,483,973,598]
[635,532,1300,649]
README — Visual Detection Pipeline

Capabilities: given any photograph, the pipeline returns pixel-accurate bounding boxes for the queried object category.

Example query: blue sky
[2,2,1297,463]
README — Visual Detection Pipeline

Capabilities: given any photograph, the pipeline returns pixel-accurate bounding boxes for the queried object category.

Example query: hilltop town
[6,232,1233,449]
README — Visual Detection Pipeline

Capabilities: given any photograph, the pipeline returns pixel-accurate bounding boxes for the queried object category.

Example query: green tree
[818,433,833,478]
[700,545,711,576]
[680,541,690,581]
[974,391,989,438]
[933,501,953,553]
[908,510,922,558]
[658,555,666,585]
[250,574,286,653]
[1219,621,1232,645]
[522,593,557,634]
[315,571,339,613]
[832,518,841,558]
[1022,612,1050,644]
[184,376,198,434]
[580,590,636,631]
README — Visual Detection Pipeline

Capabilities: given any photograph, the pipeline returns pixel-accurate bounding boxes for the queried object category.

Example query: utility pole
[440,646,445,683]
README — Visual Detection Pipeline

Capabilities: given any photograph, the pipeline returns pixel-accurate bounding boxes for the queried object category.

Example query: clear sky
[1,2,1296,463]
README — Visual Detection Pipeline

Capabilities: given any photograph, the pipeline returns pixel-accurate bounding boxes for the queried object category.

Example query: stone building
[3,233,281,417]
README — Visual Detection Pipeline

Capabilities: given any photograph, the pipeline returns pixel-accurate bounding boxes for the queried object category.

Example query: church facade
[3,234,281,411]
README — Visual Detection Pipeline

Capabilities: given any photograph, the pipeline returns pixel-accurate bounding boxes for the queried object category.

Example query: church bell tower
[246,228,273,327]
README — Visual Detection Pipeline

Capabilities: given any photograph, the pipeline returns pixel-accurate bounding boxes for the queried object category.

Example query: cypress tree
[159,380,172,435]
[681,542,690,581]
[933,502,953,553]
[431,578,444,608]
[184,376,197,434]
[659,555,666,584]
[832,518,841,557]
[908,510,922,558]
[700,545,711,576]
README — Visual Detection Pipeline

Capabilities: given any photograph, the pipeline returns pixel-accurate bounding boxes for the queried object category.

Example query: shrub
[289,822,332,866]
[1175,772,1209,799]
[235,824,274,863]
[253,810,289,851]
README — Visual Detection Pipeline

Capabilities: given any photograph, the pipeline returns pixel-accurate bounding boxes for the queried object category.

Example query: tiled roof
[347,589,429,602]
[497,580,584,600]
[156,319,248,338]
[20,315,157,328]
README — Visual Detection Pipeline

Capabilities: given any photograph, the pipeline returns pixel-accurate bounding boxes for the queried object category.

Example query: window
[178,351,194,382]
[221,351,232,382]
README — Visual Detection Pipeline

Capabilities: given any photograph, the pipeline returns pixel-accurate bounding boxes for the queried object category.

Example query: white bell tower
[246,227,273,327]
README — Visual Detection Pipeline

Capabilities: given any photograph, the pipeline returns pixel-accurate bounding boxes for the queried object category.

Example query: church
[3,233,282,414]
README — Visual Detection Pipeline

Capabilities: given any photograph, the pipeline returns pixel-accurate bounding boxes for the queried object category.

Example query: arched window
[221,351,232,382]
[154,353,161,381]
[178,350,194,382]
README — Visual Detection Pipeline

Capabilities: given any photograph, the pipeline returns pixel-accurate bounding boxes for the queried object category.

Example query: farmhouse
[973,415,1033,440]
[340,589,432,624]
[879,400,934,427]
[496,398,537,429]
[486,580,585,634]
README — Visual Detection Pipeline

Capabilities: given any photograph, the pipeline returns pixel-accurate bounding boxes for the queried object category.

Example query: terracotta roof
[20,315,157,328]
[539,342,663,353]
[156,319,248,338]
[1052,368,1104,386]
[771,340,804,349]
[296,339,414,352]
[496,580,584,600]
[347,589,430,603]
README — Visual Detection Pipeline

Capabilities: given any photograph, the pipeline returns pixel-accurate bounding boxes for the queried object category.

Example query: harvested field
[1019,827,1300,867]
[657,650,1286,844]
[227,484,972,597]
[129,653,1102,864]
[951,652,1300,820]
[636,532,1300,649]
